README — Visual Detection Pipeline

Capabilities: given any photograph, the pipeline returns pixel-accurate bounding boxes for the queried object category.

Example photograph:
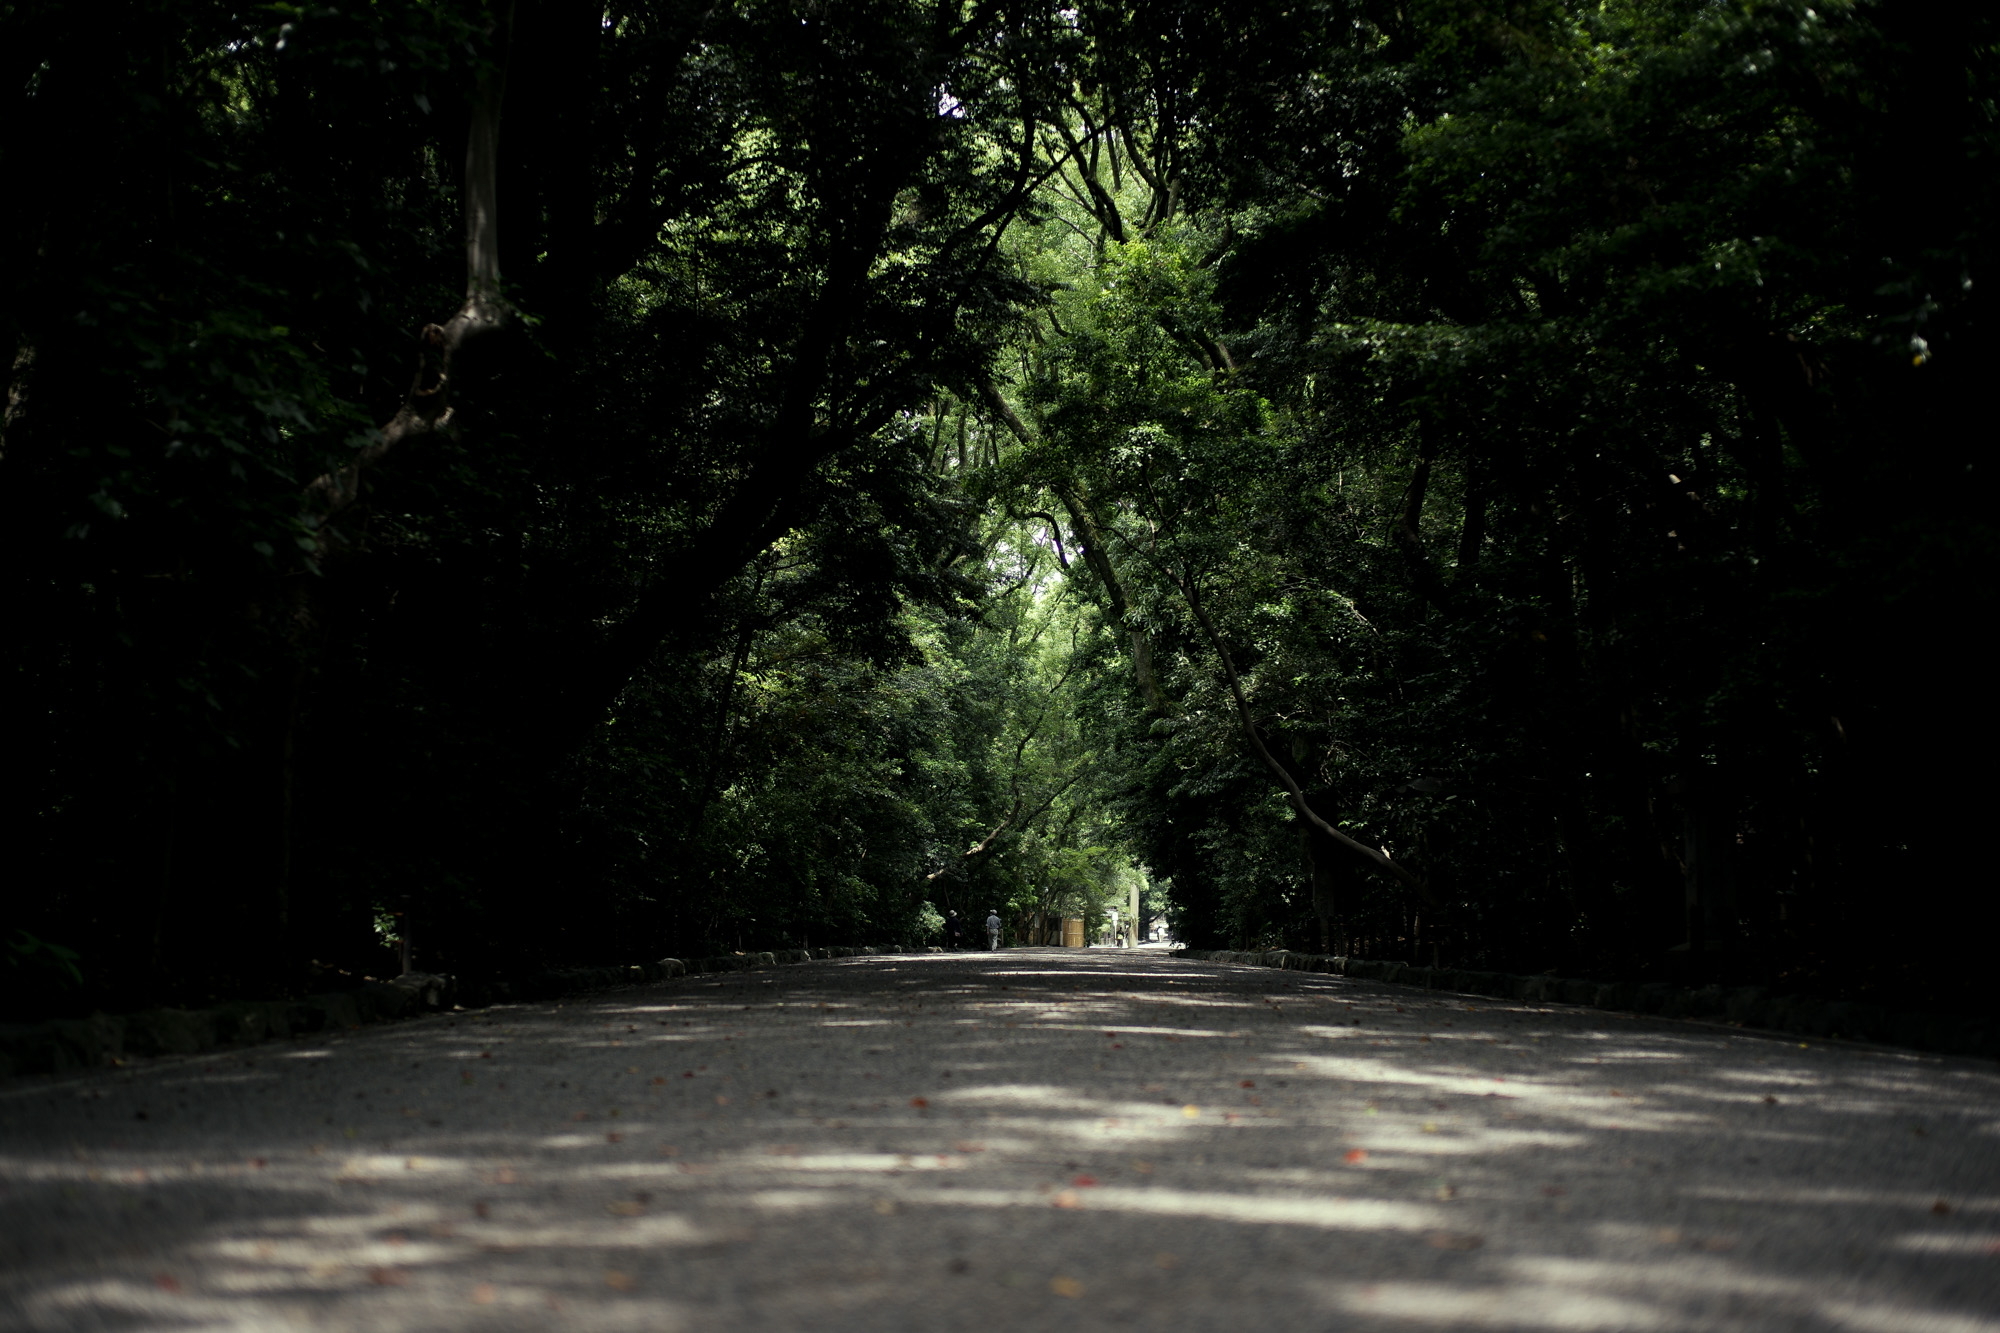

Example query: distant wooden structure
[1024,913,1090,946]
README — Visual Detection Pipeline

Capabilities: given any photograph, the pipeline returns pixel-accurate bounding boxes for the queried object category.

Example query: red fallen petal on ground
[1240,1081,1255,1088]
[1112,1043,1124,1048]
[1072,1175,1099,1187]
[911,1097,929,1108]
[153,1273,181,1293]
[683,1072,695,1078]
[1345,1149,1368,1164]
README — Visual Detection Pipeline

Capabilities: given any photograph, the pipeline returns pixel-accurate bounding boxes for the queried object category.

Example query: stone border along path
[1175,949,1999,1062]
[7,940,1989,1081]
[0,946,932,1079]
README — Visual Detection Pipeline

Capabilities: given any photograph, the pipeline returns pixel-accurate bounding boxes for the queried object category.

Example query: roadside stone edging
[0,944,942,1079]
[1170,949,1998,1061]
[0,972,456,1080]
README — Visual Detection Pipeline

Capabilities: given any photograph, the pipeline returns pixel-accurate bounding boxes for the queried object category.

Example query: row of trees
[5,0,1990,1014]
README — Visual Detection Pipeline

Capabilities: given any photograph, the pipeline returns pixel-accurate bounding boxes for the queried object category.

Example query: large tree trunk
[303,5,516,558]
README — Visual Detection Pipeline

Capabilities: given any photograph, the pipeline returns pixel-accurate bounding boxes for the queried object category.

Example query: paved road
[3,948,1997,1331]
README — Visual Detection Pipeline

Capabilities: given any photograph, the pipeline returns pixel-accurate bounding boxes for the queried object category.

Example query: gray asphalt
[3,947,1997,1331]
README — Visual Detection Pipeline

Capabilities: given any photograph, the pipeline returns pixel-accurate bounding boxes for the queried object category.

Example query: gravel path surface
[3,947,1997,1331]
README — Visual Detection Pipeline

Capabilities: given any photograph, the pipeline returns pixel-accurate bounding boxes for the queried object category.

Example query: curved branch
[1027,510,1070,568]
[1177,572,1435,905]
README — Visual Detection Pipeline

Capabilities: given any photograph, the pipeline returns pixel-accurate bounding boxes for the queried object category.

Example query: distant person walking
[943,909,961,951]
[985,911,1002,951]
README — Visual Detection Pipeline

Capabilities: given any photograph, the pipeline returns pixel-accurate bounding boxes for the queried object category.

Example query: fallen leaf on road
[471,1283,496,1304]
[1240,1080,1255,1088]
[367,1268,406,1287]
[715,1094,729,1105]
[1427,1232,1483,1250]
[608,1201,645,1216]
[153,1273,181,1293]
[954,1141,985,1153]
[1934,1199,1952,1215]
[1345,1149,1367,1164]
[605,1270,635,1291]
[910,1097,929,1108]
[1182,1105,1200,1118]
[1072,1175,1099,1188]
[651,1077,666,1085]
[874,1199,897,1215]
[1763,1095,1779,1105]
[1053,1190,1081,1209]
[1155,1253,1178,1269]
[1133,1161,1154,1174]
[606,1132,622,1143]
[494,1168,517,1184]
[1050,1276,1084,1297]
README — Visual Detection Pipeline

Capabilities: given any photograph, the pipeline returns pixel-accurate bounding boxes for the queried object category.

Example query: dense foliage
[4,0,1990,1015]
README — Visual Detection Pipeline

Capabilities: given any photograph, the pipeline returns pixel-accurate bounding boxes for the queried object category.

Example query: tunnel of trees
[4,0,1992,1018]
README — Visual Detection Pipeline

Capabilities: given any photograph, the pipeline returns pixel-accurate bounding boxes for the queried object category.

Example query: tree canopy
[4,0,1992,1015]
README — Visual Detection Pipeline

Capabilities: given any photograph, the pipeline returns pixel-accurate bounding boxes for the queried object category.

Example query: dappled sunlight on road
[3,948,1997,1329]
